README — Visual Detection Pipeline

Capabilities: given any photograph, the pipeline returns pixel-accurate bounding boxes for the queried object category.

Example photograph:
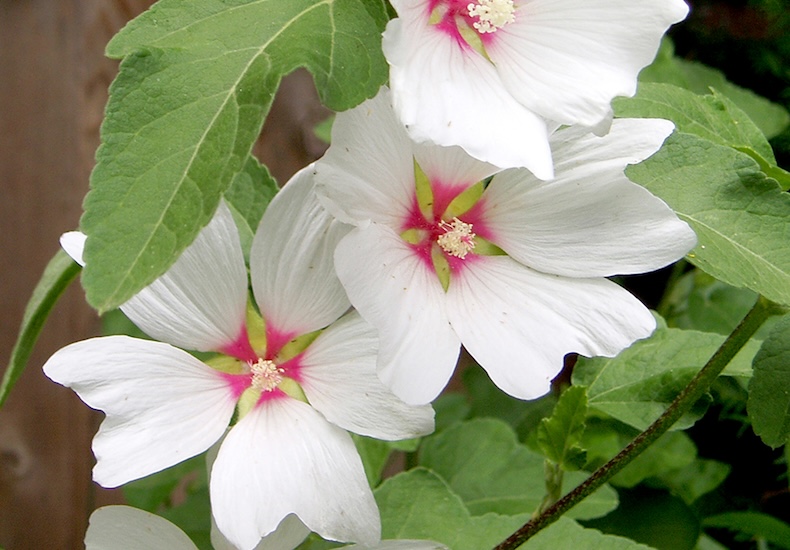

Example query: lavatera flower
[84,505,448,550]
[314,88,697,406]
[44,167,434,550]
[383,0,689,178]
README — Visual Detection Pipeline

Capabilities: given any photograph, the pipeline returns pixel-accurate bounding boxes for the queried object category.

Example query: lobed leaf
[375,469,639,550]
[375,468,530,550]
[0,250,81,408]
[639,39,790,140]
[615,83,790,190]
[573,322,761,431]
[82,0,388,311]
[747,313,790,448]
[628,133,790,307]
[419,418,617,520]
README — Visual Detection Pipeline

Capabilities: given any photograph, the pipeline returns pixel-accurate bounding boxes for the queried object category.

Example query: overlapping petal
[334,224,461,405]
[62,203,248,352]
[482,119,696,278]
[211,399,380,550]
[85,506,197,550]
[315,89,417,226]
[446,257,656,399]
[382,5,552,177]
[490,0,689,126]
[121,201,248,351]
[250,167,351,337]
[42,336,236,487]
[299,311,435,440]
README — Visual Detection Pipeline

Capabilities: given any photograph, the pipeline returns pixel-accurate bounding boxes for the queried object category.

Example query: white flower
[314,88,696,405]
[85,506,448,550]
[45,167,434,550]
[382,0,689,178]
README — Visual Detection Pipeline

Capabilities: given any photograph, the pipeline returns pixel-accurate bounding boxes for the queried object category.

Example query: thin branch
[493,296,783,550]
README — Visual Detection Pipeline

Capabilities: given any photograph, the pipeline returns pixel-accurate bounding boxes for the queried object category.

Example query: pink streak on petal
[431,180,469,219]
[277,355,304,384]
[459,199,494,241]
[254,387,289,405]
[265,324,298,360]
[448,251,482,274]
[218,326,258,363]
[220,372,252,400]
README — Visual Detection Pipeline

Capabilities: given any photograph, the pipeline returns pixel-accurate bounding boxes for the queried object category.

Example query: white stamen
[467,0,516,33]
[437,218,476,259]
[249,358,284,392]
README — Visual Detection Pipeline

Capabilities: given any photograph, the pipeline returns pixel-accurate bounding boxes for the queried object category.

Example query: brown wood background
[0,2,325,548]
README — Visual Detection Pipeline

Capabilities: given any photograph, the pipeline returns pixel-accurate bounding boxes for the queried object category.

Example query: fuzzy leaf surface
[83,0,387,311]
[419,418,617,520]
[748,314,790,448]
[628,133,790,307]
[573,323,761,431]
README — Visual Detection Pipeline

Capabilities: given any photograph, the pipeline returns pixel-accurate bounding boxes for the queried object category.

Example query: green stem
[493,296,782,550]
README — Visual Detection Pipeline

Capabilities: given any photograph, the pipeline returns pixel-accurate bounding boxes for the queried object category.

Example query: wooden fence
[0,2,325,547]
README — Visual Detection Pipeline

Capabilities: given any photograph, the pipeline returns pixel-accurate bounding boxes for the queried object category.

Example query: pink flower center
[427,0,516,50]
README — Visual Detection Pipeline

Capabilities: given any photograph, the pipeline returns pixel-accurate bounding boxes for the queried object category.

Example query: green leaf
[419,418,618,520]
[582,418,697,488]
[0,250,81,408]
[375,468,530,550]
[748,314,790,448]
[463,365,558,442]
[615,83,790,190]
[432,392,470,433]
[351,434,391,487]
[652,458,730,505]
[525,517,655,550]
[639,39,790,140]
[122,454,206,512]
[224,156,279,259]
[83,0,388,311]
[616,83,774,162]
[703,512,790,549]
[536,386,588,471]
[628,132,790,307]
[665,271,756,334]
[573,322,761,431]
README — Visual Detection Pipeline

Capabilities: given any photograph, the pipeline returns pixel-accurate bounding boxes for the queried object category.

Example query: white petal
[446,257,656,400]
[300,311,435,440]
[412,142,500,200]
[85,506,197,550]
[211,514,310,550]
[334,225,461,405]
[250,166,352,337]
[483,119,696,277]
[382,5,553,177]
[210,399,380,550]
[314,88,417,226]
[60,231,87,266]
[120,201,248,352]
[490,0,688,126]
[42,336,236,487]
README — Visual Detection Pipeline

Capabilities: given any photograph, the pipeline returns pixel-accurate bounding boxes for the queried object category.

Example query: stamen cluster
[467,0,516,33]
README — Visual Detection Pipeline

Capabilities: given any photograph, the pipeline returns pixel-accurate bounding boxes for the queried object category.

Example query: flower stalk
[493,295,785,550]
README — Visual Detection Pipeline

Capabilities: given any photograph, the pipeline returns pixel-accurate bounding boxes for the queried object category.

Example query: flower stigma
[249,358,284,392]
[467,0,516,33]
[437,217,476,259]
